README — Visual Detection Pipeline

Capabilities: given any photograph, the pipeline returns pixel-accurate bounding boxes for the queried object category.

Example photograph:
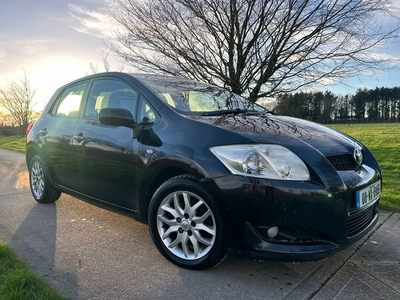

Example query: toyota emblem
[353,149,363,166]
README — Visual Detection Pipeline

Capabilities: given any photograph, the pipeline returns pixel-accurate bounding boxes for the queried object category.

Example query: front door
[72,78,140,210]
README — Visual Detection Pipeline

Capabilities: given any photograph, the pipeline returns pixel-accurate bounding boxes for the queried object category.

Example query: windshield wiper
[199,109,255,116]
[199,109,275,116]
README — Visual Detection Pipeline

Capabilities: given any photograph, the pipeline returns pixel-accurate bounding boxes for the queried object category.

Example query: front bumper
[204,164,381,261]
[237,202,378,261]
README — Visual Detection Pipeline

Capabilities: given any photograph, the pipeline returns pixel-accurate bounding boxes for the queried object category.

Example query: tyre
[148,176,226,269]
[29,155,61,203]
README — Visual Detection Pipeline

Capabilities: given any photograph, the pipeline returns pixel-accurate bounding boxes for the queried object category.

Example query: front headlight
[210,144,310,181]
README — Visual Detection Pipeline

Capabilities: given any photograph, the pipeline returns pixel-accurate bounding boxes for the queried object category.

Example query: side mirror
[99,108,137,128]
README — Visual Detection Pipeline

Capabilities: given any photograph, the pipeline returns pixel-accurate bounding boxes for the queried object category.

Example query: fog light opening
[268,226,279,238]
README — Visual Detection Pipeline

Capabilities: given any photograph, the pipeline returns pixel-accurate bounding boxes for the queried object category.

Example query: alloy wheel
[30,160,45,199]
[156,190,217,260]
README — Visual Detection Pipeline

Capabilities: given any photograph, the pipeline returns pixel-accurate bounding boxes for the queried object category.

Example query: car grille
[326,154,360,171]
[346,204,376,238]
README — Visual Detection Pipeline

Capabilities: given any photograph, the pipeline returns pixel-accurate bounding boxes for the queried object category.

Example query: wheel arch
[26,146,59,190]
[25,146,39,168]
[137,167,203,223]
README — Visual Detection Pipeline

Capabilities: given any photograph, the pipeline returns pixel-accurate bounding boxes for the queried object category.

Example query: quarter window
[138,99,159,124]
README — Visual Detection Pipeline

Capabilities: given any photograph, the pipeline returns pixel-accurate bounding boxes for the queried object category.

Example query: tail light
[26,122,35,136]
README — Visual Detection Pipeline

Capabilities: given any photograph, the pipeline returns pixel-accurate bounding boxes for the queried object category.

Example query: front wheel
[148,176,226,269]
[29,155,61,203]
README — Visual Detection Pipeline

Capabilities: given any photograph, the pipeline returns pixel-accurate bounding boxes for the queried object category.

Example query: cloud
[0,35,62,69]
[68,2,119,39]
[14,39,53,55]
[368,52,400,67]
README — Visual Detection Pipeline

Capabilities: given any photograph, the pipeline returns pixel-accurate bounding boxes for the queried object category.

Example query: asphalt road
[0,147,398,300]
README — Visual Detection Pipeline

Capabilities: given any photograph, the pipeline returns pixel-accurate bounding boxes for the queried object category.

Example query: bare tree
[89,50,125,74]
[108,0,400,102]
[0,69,37,134]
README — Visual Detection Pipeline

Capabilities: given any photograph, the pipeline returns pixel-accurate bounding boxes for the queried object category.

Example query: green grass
[328,123,400,212]
[0,240,66,300]
[0,136,26,152]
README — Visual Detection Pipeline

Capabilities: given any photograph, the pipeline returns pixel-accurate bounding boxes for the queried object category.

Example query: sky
[0,0,123,110]
[0,0,400,111]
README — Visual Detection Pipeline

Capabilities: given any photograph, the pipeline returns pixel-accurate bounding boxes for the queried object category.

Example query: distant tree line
[274,87,400,123]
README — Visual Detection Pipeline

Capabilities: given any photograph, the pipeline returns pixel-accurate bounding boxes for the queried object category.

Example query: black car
[26,72,381,269]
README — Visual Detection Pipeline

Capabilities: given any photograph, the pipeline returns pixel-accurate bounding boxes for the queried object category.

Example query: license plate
[356,180,381,210]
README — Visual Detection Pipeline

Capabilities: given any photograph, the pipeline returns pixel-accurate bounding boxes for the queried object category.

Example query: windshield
[134,75,266,115]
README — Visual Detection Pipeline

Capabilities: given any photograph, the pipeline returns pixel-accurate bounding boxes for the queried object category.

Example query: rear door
[41,81,88,190]
[71,78,140,210]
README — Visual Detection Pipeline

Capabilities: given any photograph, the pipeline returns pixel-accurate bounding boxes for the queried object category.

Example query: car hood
[187,113,361,155]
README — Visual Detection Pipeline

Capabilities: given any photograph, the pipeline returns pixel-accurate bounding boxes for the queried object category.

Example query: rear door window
[54,82,88,118]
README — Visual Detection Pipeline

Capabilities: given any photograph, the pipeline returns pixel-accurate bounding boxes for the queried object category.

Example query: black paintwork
[26,72,382,261]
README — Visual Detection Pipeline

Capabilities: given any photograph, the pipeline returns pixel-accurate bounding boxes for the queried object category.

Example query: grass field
[0,135,26,152]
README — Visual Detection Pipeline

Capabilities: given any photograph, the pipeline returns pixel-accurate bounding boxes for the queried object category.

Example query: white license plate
[356,180,381,210]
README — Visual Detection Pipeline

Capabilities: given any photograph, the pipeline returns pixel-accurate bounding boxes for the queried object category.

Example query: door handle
[73,133,85,142]
[38,128,48,136]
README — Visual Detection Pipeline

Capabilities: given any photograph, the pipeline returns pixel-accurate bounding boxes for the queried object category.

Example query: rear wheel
[29,155,61,203]
[148,176,226,269]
